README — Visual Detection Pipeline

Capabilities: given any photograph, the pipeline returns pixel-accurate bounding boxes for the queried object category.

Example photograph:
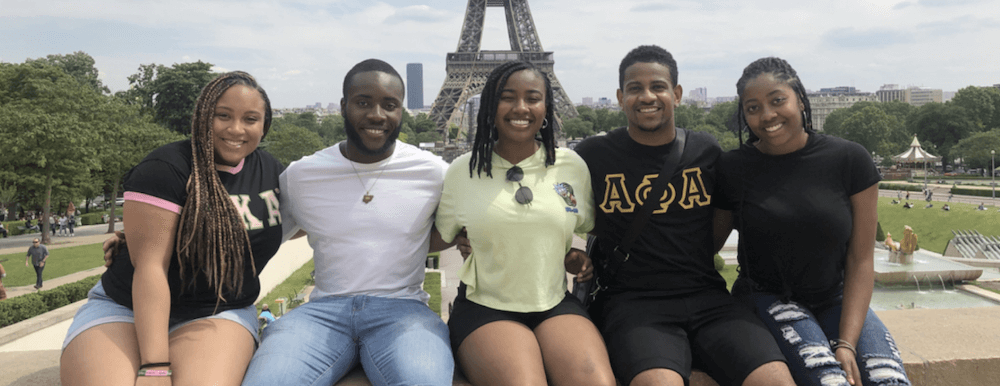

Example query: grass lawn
[255,259,443,318]
[719,264,738,291]
[876,197,1000,254]
[0,243,104,287]
[424,271,441,316]
[256,260,316,316]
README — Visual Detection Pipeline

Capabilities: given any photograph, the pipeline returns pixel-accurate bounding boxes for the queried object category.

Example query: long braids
[732,57,814,145]
[469,60,557,178]
[177,71,272,304]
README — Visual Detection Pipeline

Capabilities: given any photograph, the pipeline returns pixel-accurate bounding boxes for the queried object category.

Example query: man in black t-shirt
[573,45,794,386]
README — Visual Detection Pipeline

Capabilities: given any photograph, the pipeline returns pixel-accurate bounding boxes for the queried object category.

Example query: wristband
[139,362,171,370]
[830,339,857,357]
[137,369,172,377]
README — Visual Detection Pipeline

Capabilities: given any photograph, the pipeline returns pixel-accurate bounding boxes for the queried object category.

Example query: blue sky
[2,0,997,109]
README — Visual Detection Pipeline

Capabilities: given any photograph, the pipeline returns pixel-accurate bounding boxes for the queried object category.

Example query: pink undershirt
[122,158,245,214]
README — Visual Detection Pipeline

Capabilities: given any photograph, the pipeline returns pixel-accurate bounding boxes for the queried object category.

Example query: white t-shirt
[280,141,448,303]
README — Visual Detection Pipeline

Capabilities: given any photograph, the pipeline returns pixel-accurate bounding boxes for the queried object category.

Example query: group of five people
[59,45,910,386]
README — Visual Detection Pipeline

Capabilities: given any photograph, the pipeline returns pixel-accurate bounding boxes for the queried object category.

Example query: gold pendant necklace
[349,159,389,204]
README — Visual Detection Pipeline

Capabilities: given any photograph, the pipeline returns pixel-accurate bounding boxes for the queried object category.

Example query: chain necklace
[349,159,389,204]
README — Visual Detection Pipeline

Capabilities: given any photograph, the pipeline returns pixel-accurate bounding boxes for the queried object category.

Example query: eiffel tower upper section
[429,0,577,138]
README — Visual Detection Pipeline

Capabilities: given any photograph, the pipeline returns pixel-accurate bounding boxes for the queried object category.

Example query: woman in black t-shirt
[716,58,910,386]
[61,71,283,386]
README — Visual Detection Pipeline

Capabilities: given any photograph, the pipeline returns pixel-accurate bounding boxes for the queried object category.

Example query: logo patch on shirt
[554,182,578,212]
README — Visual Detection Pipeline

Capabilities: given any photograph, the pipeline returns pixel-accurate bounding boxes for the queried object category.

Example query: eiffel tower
[429,0,577,141]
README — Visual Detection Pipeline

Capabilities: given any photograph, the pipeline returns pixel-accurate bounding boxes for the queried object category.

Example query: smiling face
[618,61,683,145]
[741,73,808,155]
[212,85,266,167]
[494,69,547,148]
[341,71,404,163]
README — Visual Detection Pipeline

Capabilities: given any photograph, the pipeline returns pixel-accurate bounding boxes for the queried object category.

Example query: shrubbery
[950,187,996,198]
[0,275,100,327]
[879,183,923,192]
[79,213,105,225]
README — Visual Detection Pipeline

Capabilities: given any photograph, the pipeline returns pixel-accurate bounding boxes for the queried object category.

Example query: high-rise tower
[429,0,576,140]
[406,63,424,110]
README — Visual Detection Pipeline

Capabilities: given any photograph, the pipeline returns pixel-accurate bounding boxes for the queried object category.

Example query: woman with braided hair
[714,57,910,386]
[61,71,284,386]
[436,60,615,385]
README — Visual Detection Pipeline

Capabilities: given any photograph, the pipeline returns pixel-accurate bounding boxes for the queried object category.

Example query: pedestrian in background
[26,238,49,289]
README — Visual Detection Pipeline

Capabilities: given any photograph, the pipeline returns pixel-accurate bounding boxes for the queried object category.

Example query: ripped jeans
[733,278,910,386]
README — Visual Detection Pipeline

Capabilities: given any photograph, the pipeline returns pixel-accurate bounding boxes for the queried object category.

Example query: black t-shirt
[715,133,880,302]
[575,127,727,295]
[102,140,284,320]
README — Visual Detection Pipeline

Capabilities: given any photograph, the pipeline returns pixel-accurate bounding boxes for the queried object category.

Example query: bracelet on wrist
[137,369,171,377]
[830,338,857,357]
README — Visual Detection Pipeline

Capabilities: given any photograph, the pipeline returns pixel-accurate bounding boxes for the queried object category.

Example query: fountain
[871,226,997,310]
[877,226,983,285]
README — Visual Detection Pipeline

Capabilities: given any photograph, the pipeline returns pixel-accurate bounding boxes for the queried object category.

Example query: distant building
[407,63,424,110]
[689,87,707,103]
[818,86,857,94]
[327,103,339,113]
[874,84,942,107]
[807,91,876,132]
[710,96,736,105]
[908,88,942,107]
[582,97,594,106]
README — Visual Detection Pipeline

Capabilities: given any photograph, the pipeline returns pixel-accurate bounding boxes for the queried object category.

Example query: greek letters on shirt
[229,188,281,231]
[598,167,711,214]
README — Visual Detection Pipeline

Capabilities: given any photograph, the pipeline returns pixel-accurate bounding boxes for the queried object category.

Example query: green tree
[93,98,184,232]
[263,125,325,166]
[25,51,110,94]
[562,117,595,139]
[575,105,598,125]
[906,103,975,172]
[117,61,216,135]
[412,113,437,133]
[837,106,907,156]
[318,115,346,144]
[704,101,739,138]
[951,86,998,130]
[416,131,442,144]
[0,63,105,243]
[690,124,739,151]
[674,104,706,130]
[952,129,1000,170]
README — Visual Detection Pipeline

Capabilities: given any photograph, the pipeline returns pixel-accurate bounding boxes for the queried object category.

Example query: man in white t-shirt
[242,59,454,386]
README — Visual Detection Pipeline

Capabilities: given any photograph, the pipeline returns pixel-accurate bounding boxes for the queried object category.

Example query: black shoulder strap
[602,128,688,280]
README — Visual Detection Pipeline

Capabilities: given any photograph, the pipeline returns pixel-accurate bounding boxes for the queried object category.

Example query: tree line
[564,86,1000,173]
[823,86,1000,171]
[563,103,741,151]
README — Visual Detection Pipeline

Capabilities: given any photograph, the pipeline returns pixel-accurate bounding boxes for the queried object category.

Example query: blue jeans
[732,278,910,386]
[241,295,453,386]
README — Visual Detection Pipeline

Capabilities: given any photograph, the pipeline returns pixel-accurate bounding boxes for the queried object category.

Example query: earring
[541,118,548,129]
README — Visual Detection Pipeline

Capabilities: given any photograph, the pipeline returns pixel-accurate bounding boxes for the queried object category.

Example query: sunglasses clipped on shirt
[505,166,533,205]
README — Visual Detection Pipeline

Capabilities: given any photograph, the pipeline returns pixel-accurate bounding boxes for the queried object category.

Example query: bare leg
[169,318,255,386]
[742,361,795,386]
[457,321,547,386]
[630,368,685,386]
[534,314,616,386]
[61,322,141,386]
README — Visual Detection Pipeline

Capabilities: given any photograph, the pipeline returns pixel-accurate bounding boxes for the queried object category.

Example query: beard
[344,116,402,156]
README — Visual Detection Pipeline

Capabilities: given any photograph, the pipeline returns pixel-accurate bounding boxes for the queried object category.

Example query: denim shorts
[62,281,259,350]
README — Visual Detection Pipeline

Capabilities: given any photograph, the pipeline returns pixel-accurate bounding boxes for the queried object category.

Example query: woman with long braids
[61,71,284,386]
[435,61,615,386]
[714,57,910,386]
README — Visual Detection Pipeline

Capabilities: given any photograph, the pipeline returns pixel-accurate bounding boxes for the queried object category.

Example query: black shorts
[448,282,592,353]
[591,288,786,386]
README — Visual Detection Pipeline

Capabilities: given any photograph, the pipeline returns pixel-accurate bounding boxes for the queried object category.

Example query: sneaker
[34,285,40,289]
